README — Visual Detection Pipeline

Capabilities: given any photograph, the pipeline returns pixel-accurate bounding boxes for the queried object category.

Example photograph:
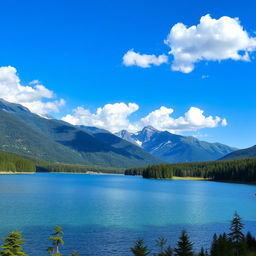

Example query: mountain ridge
[115,126,237,163]
[220,145,256,160]
[0,99,162,168]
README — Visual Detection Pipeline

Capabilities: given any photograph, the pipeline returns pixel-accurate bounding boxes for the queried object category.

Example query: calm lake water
[0,173,256,255]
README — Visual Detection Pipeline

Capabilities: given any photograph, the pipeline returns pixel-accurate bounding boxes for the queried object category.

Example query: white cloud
[62,103,227,133]
[165,14,256,73]
[29,80,41,85]
[123,50,168,68]
[0,66,65,115]
[62,103,139,133]
[123,14,256,73]
[139,106,226,133]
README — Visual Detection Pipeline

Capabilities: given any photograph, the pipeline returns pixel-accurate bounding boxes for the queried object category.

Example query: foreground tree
[211,233,232,256]
[174,230,194,256]
[0,232,28,256]
[47,226,64,256]
[229,212,246,256]
[131,239,150,256]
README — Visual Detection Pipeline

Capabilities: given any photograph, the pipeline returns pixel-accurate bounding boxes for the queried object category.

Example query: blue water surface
[0,173,255,255]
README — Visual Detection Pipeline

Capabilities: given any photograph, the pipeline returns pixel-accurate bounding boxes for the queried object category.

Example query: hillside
[116,126,236,163]
[0,99,162,168]
[221,145,256,160]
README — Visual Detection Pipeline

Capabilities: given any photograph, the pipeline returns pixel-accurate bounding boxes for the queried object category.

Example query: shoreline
[45,171,124,175]
[0,172,35,175]
[0,171,124,175]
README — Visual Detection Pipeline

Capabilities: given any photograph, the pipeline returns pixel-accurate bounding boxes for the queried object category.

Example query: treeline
[130,213,256,256]
[0,150,124,174]
[36,162,124,174]
[0,151,35,173]
[2,213,256,256]
[125,158,256,182]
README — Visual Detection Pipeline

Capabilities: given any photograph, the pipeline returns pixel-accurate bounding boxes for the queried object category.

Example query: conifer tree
[0,232,28,256]
[131,239,150,256]
[47,226,64,256]
[229,212,245,256]
[174,230,194,256]
[246,232,256,251]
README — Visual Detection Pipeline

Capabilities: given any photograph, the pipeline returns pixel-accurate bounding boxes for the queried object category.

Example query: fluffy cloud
[0,66,65,115]
[62,103,227,133]
[165,14,256,73]
[123,14,256,73]
[139,106,227,133]
[62,103,139,133]
[123,50,168,68]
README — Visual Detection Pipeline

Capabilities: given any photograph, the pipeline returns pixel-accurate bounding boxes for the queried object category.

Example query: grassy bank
[172,176,208,180]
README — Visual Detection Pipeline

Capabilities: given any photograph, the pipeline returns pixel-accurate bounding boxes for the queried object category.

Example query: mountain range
[221,145,256,160]
[0,99,162,168]
[115,126,237,163]
[1,98,254,168]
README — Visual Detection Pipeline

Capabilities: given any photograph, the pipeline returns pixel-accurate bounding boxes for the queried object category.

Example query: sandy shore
[0,172,35,175]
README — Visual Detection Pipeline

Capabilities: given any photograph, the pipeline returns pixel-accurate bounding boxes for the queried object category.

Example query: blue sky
[0,0,255,148]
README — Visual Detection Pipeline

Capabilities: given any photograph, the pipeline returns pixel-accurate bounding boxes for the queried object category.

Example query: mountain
[0,99,162,168]
[115,126,237,163]
[221,145,256,160]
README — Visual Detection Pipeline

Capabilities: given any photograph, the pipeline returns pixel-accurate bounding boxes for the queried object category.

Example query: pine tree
[229,212,244,243]
[174,230,194,256]
[229,212,245,256]
[0,232,28,256]
[246,232,256,251]
[131,239,150,256]
[47,226,64,256]
[210,234,218,256]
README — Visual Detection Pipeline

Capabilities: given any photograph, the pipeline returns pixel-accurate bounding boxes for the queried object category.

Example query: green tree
[0,231,28,256]
[47,226,64,256]
[131,239,150,256]
[174,230,194,256]
[229,212,246,256]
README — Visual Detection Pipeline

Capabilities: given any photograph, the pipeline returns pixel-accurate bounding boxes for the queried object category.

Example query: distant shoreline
[0,172,35,175]
[0,171,123,175]
[48,171,124,175]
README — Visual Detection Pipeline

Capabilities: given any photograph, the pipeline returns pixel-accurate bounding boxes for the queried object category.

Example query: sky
[0,0,255,148]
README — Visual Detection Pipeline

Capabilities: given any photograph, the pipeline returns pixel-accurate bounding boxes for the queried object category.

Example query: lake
[0,173,255,255]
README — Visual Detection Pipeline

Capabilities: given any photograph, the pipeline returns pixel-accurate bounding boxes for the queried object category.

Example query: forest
[0,150,123,174]
[36,162,124,174]
[0,151,35,173]
[125,158,256,182]
[1,213,256,256]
